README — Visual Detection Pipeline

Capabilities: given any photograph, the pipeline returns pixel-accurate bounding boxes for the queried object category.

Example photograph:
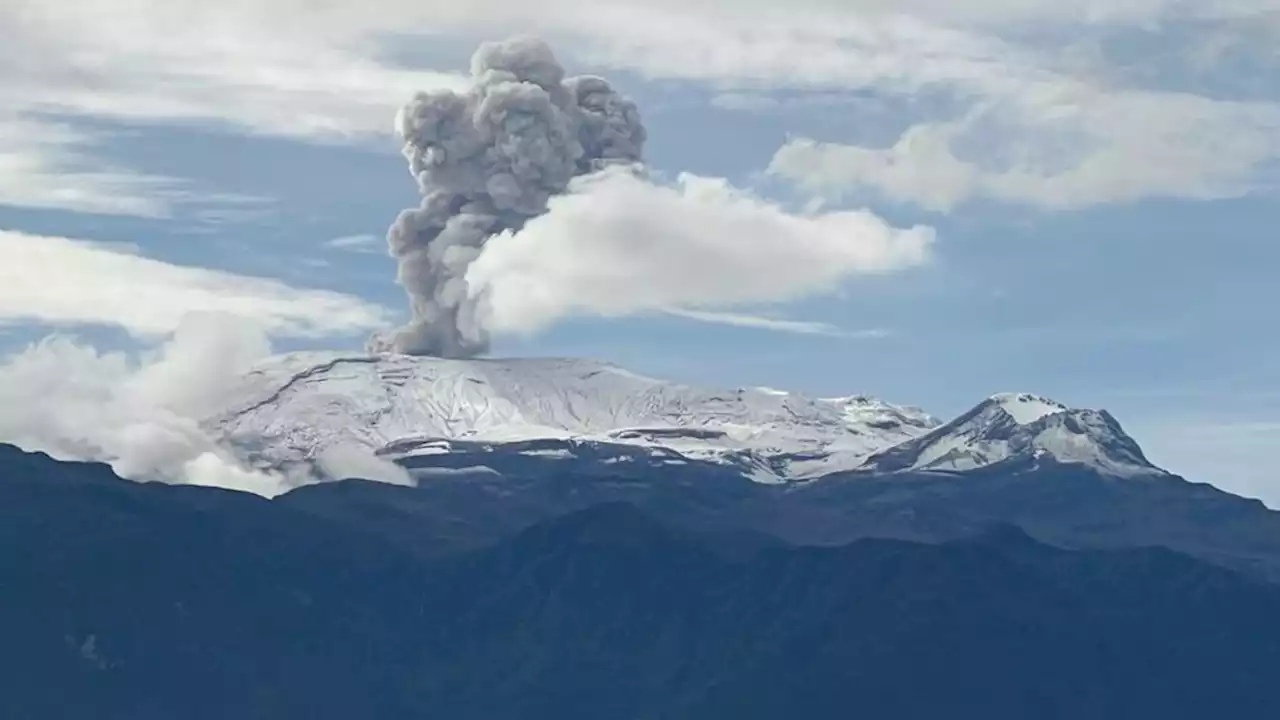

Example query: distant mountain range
[4,445,1280,720]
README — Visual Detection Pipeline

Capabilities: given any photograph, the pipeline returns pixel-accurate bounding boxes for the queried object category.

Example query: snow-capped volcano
[207,353,1162,483]
[861,392,1163,477]
[209,352,939,481]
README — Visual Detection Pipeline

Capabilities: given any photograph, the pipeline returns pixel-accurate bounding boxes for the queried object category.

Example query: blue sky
[0,1,1277,502]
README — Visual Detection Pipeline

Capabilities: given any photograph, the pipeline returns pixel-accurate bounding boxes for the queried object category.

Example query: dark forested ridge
[284,448,1280,581]
[4,445,1280,719]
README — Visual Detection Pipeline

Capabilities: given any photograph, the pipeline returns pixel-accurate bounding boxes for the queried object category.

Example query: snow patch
[207,353,940,483]
[521,448,576,459]
[863,394,1163,478]
[989,392,1068,425]
[206,353,1161,485]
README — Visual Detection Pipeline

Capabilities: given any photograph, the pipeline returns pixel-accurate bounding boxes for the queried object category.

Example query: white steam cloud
[378,37,933,351]
[465,169,934,334]
[0,313,409,497]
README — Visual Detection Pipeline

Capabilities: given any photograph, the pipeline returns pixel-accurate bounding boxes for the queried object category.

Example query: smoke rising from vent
[370,36,646,357]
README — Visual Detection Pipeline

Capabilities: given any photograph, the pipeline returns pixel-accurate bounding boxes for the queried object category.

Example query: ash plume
[370,36,647,357]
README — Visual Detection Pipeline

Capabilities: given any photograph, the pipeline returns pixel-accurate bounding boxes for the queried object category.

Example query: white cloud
[6,2,1276,133]
[771,129,978,213]
[770,90,1280,211]
[663,308,888,338]
[325,233,385,253]
[2,2,467,141]
[573,0,1280,29]
[0,116,186,216]
[4,0,1278,215]
[0,229,390,338]
[0,313,292,496]
[0,114,276,216]
[564,3,1280,209]
[315,443,414,487]
[0,1,466,214]
[0,312,417,497]
[465,168,933,334]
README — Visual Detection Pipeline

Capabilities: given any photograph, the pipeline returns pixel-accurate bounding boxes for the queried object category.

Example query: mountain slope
[209,354,1171,487]
[0,445,432,720]
[210,352,939,481]
[862,392,1163,477]
[4,450,1280,720]
[280,448,1280,580]
[193,353,1280,579]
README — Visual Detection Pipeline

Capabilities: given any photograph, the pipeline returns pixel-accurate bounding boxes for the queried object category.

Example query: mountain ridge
[4,448,1280,719]
[209,352,1162,486]
[862,392,1161,477]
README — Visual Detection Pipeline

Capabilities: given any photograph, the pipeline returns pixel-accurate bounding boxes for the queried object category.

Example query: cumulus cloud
[0,313,293,496]
[771,129,977,213]
[770,91,1280,211]
[464,167,933,334]
[0,230,390,338]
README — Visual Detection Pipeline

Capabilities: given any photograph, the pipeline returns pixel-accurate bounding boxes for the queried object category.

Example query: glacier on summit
[206,353,1163,485]
[209,352,938,482]
[861,391,1163,477]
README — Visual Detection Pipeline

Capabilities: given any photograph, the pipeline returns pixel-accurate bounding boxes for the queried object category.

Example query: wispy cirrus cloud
[324,234,385,254]
[0,116,186,217]
[0,1,466,216]
[1,2,467,141]
[663,308,889,339]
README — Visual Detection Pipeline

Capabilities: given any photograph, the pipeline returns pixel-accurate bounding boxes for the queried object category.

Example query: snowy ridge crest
[862,392,1162,477]
[208,353,1161,483]
[210,352,940,482]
